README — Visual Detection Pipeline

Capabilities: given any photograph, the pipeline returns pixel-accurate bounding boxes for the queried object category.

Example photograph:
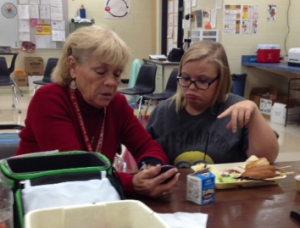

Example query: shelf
[242,55,300,74]
[71,18,95,24]
[242,55,300,126]
[69,19,95,33]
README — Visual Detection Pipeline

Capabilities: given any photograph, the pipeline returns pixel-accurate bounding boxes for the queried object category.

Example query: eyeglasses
[176,75,220,90]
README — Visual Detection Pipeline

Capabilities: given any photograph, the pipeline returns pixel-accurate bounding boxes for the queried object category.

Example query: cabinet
[191,29,219,44]
[143,59,179,93]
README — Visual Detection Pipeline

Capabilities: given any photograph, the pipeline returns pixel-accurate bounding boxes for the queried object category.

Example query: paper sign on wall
[36,24,51,35]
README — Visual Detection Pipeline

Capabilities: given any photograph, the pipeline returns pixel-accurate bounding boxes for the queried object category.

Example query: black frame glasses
[176,75,220,90]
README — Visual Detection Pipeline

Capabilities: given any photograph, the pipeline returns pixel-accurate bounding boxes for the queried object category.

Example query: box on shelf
[260,98,273,116]
[24,57,44,75]
[257,44,280,63]
[25,200,169,228]
[187,171,215,205]
[250,86,279,119]
[271,103,300,125]
[14,69,28,86]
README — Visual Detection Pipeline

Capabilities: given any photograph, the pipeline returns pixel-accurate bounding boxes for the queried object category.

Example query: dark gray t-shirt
[146,93,249,168]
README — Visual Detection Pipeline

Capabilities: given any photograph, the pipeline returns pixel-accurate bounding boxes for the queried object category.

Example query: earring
[70,79,77,90]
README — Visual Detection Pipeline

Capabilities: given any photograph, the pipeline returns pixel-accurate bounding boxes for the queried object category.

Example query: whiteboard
[0,0,19,48]
[0,0,69,49]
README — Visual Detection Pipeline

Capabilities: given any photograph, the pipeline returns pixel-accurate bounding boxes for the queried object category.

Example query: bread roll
[245,157,270,170]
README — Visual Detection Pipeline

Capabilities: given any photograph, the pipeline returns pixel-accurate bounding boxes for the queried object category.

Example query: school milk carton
[187,171,215,205]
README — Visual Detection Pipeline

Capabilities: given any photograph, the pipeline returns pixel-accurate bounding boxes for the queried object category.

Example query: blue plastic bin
[232,74,247,97]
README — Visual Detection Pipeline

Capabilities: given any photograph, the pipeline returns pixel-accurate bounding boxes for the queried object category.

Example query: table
[134,161,300,228]
[143,59,179,93]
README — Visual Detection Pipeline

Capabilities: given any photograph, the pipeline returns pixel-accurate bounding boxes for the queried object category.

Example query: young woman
[147,40,279,168]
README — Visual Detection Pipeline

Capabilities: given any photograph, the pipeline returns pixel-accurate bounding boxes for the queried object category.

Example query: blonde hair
[52,25,131,86]
[173,40,232,112]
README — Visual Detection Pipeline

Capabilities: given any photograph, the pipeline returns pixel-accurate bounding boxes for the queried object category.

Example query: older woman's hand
[132,164,180,198]
[217,100,258,133]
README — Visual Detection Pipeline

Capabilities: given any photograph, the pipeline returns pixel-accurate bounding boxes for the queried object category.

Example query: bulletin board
[0,0,69,49]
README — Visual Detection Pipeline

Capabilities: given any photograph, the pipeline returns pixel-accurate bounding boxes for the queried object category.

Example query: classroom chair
[142,68,178,120]
[0,53,22,113]
[4,53,23,97]
[128,59,142,104]
[32,58,59,95]
[119,64,157,119]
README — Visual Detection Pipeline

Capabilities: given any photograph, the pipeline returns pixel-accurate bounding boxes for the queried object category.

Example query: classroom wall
[7,1,300,86]
[185,0,300,98]
[10,0,156,80]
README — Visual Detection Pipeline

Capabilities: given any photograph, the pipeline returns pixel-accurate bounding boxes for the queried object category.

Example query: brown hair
[52,25,131,86]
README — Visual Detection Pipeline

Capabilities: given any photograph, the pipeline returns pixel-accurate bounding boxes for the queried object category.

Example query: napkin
[158,212,208,228]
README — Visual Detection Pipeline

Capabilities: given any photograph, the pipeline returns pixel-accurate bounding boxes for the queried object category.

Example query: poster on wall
[267,5,277,21]
[242,5,259,34]
[104,0,131,19]
[224,5,242,34]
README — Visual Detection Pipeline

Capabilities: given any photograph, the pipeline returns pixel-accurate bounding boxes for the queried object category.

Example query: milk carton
[187,171,215,205]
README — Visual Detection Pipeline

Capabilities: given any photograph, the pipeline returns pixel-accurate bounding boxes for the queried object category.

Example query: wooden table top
[133,161,300,228]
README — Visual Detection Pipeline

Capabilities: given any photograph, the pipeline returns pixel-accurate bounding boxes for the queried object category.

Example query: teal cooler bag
[0,151,125,228]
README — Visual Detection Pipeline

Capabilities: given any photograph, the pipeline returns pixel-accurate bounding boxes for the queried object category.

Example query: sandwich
[245,157,270,170]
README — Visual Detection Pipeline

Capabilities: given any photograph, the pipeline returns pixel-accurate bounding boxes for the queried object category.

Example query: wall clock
[1,2,17,18]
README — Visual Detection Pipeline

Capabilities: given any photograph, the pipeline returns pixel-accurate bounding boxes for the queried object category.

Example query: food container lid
[257,44,281,50]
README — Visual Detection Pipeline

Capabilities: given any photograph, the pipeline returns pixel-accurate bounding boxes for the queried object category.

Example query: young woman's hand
[132,164,180,198]
[217,100,259,133]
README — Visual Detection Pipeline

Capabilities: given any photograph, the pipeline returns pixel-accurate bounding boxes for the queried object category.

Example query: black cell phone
[159,165,177,184]
[290,210,300,222]
[159,165,176,174]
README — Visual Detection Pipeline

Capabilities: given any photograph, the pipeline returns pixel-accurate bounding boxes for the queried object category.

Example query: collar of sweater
[75,89,103,115]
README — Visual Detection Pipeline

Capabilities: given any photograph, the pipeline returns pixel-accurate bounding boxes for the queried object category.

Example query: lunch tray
[213,162,286,190]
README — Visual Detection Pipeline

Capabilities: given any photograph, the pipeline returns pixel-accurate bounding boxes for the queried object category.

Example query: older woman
[16,25,179,198]
[147,40,279,168]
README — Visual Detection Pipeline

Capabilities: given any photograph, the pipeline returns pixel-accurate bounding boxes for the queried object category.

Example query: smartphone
[159,165,177,184]
[290,210,300,222]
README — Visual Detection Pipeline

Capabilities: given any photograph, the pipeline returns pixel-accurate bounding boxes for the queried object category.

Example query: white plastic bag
[22,171,120,214]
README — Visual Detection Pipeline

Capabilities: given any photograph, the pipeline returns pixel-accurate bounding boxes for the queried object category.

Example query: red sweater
[17,84,168,195]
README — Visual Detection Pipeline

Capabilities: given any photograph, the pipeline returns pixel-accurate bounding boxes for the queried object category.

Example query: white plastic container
[25,200,170,228]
